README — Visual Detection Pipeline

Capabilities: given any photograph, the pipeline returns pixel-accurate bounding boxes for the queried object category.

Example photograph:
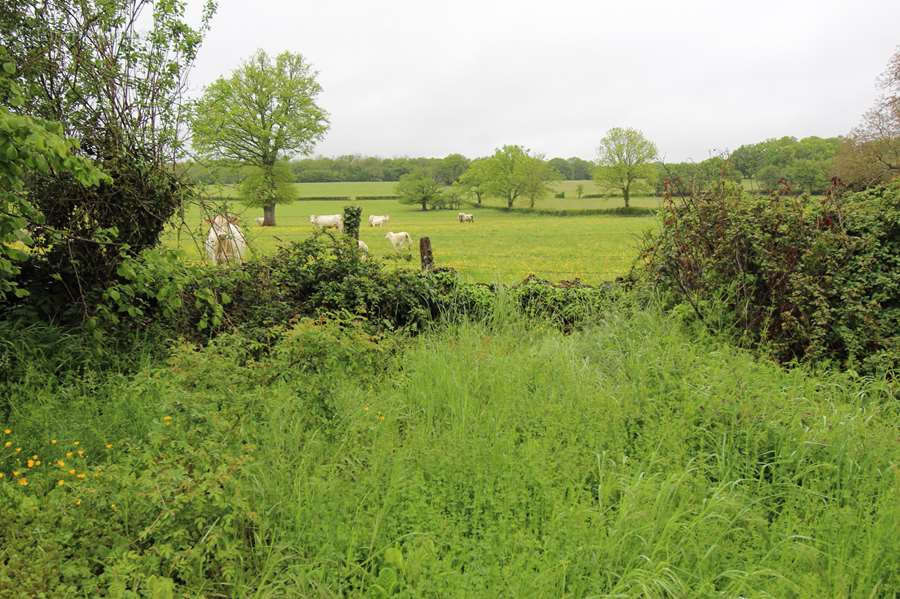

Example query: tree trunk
[507,194,514,209]
[623,186,630,209]
[475,192,482,206]
[263,203,276,226]
[419,236,434,271]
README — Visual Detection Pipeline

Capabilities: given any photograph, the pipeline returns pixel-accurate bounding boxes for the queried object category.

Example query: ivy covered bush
[638,181,900,375]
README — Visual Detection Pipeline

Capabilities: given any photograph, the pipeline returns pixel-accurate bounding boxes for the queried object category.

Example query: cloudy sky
[185,0,898,162]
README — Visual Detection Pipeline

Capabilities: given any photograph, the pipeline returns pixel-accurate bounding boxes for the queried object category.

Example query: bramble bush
[638,180,899,375]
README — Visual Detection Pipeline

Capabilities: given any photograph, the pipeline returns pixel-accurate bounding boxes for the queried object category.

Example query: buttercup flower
[68,469,76,475]
[3,441,11,448]
[18,477,28,486]
[66,451,73,458]
[26,459,34,468]
[57,480,65,486]
[50,439,57,445]
[3,428,10,435]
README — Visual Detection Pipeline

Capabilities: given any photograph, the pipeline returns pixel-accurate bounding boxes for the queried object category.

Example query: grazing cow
[256,216,264,225]
[357,239,369,256]
[457,212,475,223]
[309,214,344,232]
[206,214,248,265]
[368,214,390,227]
[385,231,412,251]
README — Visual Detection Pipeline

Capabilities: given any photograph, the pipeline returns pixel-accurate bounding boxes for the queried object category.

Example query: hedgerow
[637,181,900,375]
[81,233,616,346]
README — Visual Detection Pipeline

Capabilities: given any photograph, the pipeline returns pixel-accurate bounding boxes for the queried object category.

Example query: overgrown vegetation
[1,298,896,596]
[638,180,899,375]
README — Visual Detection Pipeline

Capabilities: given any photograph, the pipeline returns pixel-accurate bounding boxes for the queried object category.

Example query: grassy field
[167,181,660,283]
[3,301,896,596]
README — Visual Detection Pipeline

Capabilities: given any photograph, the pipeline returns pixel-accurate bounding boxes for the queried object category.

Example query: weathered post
[419,236,434,271]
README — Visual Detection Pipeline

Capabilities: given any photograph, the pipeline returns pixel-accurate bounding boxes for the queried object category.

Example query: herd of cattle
[206,211,473,264]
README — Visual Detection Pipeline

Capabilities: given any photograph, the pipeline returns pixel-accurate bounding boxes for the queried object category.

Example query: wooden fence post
[419,236,434,271]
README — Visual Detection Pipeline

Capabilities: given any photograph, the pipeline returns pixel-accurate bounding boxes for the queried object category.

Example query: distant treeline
[181,154,595,186]
[182,136,843,196]
[657,136,843,195]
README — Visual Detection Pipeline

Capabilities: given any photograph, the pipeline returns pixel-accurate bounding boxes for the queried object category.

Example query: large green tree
[458,158,491,205]
[593,127,658,208]
[397,170,442,211]
[479,145,554,209]
[192,50,329,226]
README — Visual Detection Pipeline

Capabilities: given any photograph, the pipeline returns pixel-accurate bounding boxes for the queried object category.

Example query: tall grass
[1,300,896,596]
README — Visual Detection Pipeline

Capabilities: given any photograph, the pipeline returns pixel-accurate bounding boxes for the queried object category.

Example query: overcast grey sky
[185,0,898,162]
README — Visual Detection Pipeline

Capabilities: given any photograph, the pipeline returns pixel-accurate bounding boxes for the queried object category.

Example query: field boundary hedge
[473,204,657,217]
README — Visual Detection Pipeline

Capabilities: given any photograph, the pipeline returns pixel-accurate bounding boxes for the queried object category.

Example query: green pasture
[168,181,661,283]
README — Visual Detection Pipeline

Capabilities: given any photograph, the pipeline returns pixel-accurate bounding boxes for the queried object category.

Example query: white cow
[385,231,412,251]
[457,212,475,223]
[206,214,248,265]
[309,214,344,232]
[357,239,369,256]
[368,215,390,227]
[255,216,264,226]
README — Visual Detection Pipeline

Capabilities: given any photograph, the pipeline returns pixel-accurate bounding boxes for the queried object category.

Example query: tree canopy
[397,170,442,211]
[476,145,555,209]
[192,49,329,225]
[834,48,899,189]
[1,0,214,317]
[594,128,658,208]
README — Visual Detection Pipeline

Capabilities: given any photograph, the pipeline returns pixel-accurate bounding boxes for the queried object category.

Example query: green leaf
[2,62,15,75]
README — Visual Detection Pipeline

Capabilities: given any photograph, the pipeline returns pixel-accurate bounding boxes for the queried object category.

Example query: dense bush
[83,234,615,345]
[638,181,900,374]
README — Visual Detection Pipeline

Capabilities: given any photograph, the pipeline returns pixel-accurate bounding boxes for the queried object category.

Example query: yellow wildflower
[31,454,37,460]
[34,460,40,466]
[26,459,34,468]
[76,473,86,480]
[14,447,21,453]
[57,480,65,487]
[77,449,84,457]
[73,441,80,446]
[50,439,57,445]
[66,451,73,458]
[11,470,18,477]
[0,472,4,479]
[56,460,65,468]
[162,416,173,425]
[363,405,369,412]
[105,443,113,449]
[68,469,76,475]
[3,441,11,448]
[3,428,10,434]
[378,415,385,422]
[18,477,27,486]
[74,498,81,506]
